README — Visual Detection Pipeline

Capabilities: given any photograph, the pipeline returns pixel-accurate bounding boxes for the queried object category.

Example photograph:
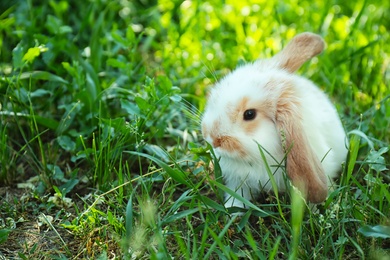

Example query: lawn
[0,0,389,259]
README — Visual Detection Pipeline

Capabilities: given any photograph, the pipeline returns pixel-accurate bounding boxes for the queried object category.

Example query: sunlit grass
[0,0,389,258]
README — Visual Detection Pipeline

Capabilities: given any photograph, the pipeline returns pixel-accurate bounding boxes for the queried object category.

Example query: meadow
[0,0,389,259]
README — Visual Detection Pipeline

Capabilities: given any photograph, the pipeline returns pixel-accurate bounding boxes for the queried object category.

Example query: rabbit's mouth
[210,135,247,158]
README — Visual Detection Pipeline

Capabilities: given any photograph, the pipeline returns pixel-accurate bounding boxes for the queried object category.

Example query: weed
[0,0,389,259]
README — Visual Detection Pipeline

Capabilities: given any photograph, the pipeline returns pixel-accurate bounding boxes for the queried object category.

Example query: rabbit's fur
[201,33,348,208]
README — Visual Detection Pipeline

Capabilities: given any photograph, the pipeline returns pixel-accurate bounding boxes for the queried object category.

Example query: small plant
[0,0,389,258]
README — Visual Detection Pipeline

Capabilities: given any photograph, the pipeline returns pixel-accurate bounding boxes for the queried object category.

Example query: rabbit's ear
[275,83,328,203]
[274,32,325,73]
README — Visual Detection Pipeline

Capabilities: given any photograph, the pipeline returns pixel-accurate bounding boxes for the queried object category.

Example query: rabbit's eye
[243,109,256,121]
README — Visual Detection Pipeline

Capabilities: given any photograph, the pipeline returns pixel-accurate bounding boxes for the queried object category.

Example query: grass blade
[204,215,238,259]
[125,195,133,239]
[358,225,390,238]
[126,151,191,187]
[211,180,274,218]
[19,71,69,84]
[289,187,306,260]
[343,131,362,186]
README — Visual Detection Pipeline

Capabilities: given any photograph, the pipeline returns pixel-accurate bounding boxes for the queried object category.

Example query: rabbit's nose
[213,137,222,148]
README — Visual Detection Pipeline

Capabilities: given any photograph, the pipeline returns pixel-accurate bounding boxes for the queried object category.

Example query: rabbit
[201,32,348,209]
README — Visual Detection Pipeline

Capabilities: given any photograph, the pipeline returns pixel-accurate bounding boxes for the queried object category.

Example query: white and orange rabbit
[201,33,348,209]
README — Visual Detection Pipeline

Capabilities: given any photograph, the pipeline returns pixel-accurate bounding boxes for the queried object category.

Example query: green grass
[0,0,389,259]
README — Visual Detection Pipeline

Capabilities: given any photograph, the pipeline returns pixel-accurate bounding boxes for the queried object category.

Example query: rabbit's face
[201,65,282,162]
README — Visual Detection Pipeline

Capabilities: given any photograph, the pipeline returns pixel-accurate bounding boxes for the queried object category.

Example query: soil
[0,186,89,259]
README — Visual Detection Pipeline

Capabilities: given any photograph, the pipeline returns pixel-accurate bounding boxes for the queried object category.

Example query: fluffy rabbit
[201,32,348,209]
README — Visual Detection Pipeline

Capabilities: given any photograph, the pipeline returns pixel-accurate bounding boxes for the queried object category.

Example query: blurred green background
[0,0,389,258]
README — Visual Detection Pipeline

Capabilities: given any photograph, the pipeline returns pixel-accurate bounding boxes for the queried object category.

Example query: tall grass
[0,0,389,258]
